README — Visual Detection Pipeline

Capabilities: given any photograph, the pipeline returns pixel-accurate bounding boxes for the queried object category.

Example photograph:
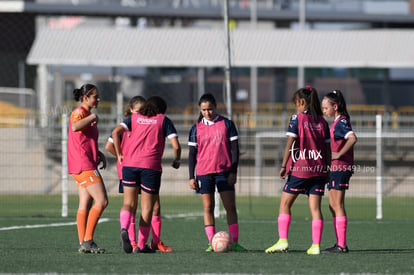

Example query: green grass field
[1,195,413,275]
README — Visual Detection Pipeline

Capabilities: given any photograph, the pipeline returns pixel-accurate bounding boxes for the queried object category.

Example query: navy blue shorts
[122,166,161,195]
[197,172,235,194]
[283,175,327,196]
[327,171,352,190]
[118,179,142,194]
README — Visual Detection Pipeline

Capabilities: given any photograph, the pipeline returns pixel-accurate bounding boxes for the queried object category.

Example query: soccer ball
[211,231,233,253]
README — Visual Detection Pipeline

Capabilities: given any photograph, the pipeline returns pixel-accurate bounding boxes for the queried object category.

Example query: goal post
[61,113,69,218]
[376,114,383,220]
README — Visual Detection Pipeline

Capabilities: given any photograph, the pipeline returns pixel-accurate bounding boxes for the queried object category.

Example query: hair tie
[332,90,337,94]
[84,86,96,96]
[305,85,313,92]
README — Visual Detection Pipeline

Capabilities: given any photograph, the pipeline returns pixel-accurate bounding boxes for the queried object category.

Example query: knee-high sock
[151,215,162,245]
[77,209,88,244]
[84,205,104,241]
[120,210,131,230]
[128,215,136,246]
[278,214,291,239]
[333,217,338,243]
[312,219,323,245]
[138,225,151,250]
[205,225,216,243]
[335,216,347,248]
[228,223,239,243]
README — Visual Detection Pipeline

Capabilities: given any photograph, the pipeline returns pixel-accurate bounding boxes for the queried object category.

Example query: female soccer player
[265,86,330,255]
[68,83,108,253]
[188,93,247,252]
[321,90,357,253]
[106,96,173,253]
[112,96,181,253]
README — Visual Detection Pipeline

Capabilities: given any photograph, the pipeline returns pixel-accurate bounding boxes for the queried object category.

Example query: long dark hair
[293,85,322,122]
[197,93,217,122]
[139,96,167,117]
[73,83,97,102]
[124,96,146,117]
[324,89,350,119]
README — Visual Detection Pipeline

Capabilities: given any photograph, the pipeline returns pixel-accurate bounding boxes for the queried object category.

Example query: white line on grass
[0,211,206,232]
[163,211,205,219]
[0,218,110,231]
[0,211,205,232]
[0,214,386,232]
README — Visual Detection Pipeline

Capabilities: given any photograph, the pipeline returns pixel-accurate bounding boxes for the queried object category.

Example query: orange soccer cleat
[150,240,173,252]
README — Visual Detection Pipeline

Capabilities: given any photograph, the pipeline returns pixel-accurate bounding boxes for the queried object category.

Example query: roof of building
[12,1,414,26]
[27,28,414,68]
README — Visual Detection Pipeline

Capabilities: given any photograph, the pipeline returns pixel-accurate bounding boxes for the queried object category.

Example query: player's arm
[112,124,126,164]
[228,138,239,186]
[188,145,198,191]
[228,120,240,174]
[280,136,295,179]
[332,133,357,160]
[169,136,181,169]
[71,113,97,132]
[226,119,239,185]
[188,124,199,191]
[163,117,181,169]
[280,114,298,178]
[188,145,197,179]
[105,137,117,157]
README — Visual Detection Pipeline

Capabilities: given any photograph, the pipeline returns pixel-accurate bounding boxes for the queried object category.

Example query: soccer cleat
[205,244,213,252]
[150,240,173,252]
[231,242,248,252]
[306,244,320,255]
[79,240,105,254]
[120,228,133,253]
[134,245,156,253]
[265,239,288,253]
[322,244,349,254]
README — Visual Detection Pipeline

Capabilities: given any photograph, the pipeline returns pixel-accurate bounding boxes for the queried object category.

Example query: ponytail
[73,83,97,102]
[293,85,322,122]
[324,90,350,119]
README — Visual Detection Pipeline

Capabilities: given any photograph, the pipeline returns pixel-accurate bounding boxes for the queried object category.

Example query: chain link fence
[1,110,414,196]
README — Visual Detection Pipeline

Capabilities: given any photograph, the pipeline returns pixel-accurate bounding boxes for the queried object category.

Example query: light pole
[224,0,232,119]
[298,0,306,88]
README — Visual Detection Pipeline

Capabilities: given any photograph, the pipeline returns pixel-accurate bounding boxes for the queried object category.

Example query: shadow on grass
[237,248,414,254]
[349,248,414,254]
